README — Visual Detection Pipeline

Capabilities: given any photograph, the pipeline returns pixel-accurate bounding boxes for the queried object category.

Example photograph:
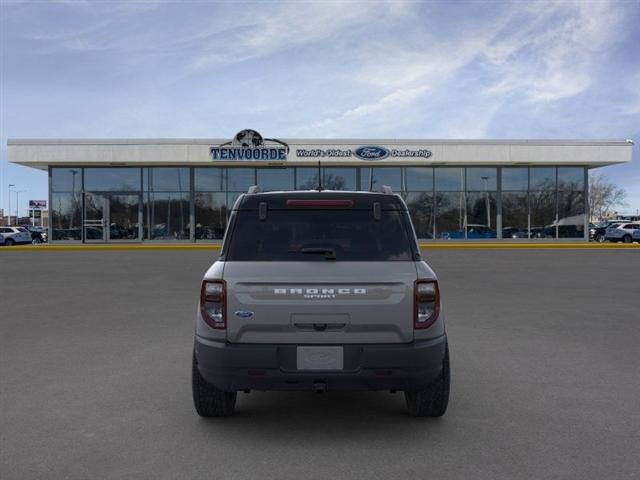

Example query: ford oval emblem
[354,146,389,160]
[234,311,254,319]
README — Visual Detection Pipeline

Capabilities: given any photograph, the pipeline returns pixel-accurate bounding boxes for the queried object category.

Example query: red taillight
[200,280,226,329]
[286,199,354,208]
[414,280,440,329]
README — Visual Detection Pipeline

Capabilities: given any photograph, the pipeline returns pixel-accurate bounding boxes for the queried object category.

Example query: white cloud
[190,1,411,71]
[483,0,622,102]
[304,0,629,138]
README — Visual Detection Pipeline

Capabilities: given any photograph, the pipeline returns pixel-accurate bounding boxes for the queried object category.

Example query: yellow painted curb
[1,243,639,251]
[418,243,640,249]
[1,244,222,251]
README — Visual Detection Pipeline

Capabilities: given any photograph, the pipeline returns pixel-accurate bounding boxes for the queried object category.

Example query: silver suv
[192,189,450,417]
[0,226,32,246]
[605,223,640,243]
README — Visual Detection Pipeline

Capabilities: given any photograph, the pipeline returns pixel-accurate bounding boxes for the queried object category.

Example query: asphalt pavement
[1,249,639,480]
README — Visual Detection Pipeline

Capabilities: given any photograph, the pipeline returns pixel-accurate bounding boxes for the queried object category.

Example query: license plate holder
[296,346,344,370]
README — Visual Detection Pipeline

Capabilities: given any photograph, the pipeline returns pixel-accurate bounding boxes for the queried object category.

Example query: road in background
[1,250,639,479]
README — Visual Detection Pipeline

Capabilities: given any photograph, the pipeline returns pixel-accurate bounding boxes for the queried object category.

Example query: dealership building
[7,132,633,242]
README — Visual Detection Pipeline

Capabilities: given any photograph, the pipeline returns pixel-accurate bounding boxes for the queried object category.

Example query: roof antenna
[317,159,324,191]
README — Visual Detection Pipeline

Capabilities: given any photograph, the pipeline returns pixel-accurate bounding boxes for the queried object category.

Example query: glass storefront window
[227,192,245,211]
[435,192,465,239]
[404,192,434,239]
[46,164,590,243]
[502,192,528,239]
[466,192,497,238]
[466,168,497,191]
[558,167,584,191]
[144,192,189,240]
[557,191,585,238]
[529,168,556,191]
[227,168,255,191]
[84,168,141,191]
[530,191,556,238]
[296,168,356,190]
[195,192,226,240]
[296,168,319,190]
[502,168,528,191]
[144,168,189,192]
[109,195,141,240]
[363,167,402,192]
[51,168,82,193]
[194,168,224,191]
[435,168,464,191]
[51,192,82,240]
[323,168,356,190]
[256,168,294,191]
[405,167,433,191]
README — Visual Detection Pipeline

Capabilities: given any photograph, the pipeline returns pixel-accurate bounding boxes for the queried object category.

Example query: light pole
[15,190,27,225]
[8,184,15,225]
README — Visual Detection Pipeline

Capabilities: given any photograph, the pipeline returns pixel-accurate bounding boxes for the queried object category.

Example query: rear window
[17,227,28,232]
[225,209,416,261]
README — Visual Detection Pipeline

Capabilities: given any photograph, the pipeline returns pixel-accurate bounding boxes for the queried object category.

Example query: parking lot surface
[1,249,639,480]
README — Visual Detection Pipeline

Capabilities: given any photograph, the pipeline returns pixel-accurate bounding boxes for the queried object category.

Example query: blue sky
[1,0,639,216]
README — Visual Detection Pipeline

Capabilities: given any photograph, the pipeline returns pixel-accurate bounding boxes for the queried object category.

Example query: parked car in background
[530,227,555,239]
[52,228,82,241]
[21,225,48,244]
[591,220,626,242]
[441,224,496,239]
[632,229,640,243]
[0,226,33,246]
[558,225,584,238]
[501,227,528,239]
[605,223,640,243]
[0,232,5,246]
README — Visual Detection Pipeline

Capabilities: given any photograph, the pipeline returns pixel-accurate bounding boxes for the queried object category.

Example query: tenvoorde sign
[211,131,433,161]
[211,129,289,160]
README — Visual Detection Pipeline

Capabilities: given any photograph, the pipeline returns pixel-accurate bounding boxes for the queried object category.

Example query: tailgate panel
[224,262,417,344]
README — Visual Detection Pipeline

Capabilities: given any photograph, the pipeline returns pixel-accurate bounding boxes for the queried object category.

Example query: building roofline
[7,138,634,146]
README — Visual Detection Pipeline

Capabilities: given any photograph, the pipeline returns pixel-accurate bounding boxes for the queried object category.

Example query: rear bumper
[194,335,447,392]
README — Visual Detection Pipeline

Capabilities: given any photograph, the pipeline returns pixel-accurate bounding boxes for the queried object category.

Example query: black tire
[192,350,236,417]
[5,238,15,246]
[405,343,450,417]
[622,235,632,244]
[595,233,605,243]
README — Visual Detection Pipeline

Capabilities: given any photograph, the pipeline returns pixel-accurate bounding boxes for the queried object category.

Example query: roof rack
[379,185,393,194]
[247,185,262,194]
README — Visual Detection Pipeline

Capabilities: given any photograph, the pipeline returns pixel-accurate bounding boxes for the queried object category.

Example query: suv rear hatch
[221,193,420,344]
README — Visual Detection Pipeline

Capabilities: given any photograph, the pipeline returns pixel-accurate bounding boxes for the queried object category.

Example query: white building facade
[8,132,633,242]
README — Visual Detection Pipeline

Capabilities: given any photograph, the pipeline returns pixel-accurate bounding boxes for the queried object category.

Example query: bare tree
[589,172,627,221]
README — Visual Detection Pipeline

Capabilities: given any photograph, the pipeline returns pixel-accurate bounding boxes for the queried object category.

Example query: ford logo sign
[354,146,389,160]
[234,311,254,319]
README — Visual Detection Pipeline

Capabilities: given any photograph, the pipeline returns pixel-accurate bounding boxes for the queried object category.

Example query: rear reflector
[286,199,354,208]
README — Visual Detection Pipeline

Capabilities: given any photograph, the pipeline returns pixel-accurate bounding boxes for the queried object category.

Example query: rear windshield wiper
[288,247,337,260]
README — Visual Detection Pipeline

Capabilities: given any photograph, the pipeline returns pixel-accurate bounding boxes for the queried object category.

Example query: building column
[584,167,589,242]
[496,167,502,239]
